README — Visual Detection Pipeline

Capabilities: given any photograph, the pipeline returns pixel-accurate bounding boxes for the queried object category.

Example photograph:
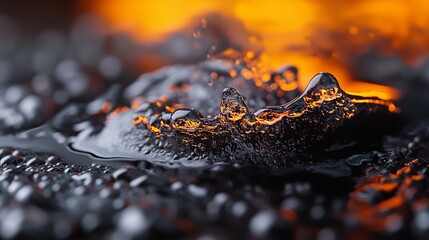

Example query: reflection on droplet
[220,88,249,122]
[171,109,204,132]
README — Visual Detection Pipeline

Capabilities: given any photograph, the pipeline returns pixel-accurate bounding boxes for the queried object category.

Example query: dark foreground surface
[2,122,429,239]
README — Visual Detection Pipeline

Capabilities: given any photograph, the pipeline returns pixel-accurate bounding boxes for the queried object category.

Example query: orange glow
[76,0,429,100]
[80,0,233,42]
[348,159,426,231]
[377,195,405,211]
[101,102,112,113]
[111,106,130,116]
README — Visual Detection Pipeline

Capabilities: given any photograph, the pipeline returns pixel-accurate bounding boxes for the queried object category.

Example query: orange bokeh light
[78,0,429,101]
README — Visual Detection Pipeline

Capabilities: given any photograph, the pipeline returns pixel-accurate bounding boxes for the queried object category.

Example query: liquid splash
[73,58,398,169]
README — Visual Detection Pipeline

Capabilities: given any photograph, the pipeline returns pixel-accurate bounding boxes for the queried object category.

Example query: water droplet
[303,73,342,106]
[220,88,249,122]
[171,109,204,132]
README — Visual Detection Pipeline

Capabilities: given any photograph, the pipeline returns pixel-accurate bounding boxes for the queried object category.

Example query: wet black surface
[1,12,429,240]
[1,123,429,239]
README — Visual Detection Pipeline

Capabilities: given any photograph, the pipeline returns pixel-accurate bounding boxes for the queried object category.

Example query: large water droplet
[171,109,203,132]
[303,73,342,106]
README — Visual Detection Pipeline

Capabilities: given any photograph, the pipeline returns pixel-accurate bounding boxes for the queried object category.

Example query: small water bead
[171,109,204,132]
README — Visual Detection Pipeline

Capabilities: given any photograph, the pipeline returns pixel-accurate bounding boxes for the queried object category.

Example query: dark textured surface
[1,123,429,239]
